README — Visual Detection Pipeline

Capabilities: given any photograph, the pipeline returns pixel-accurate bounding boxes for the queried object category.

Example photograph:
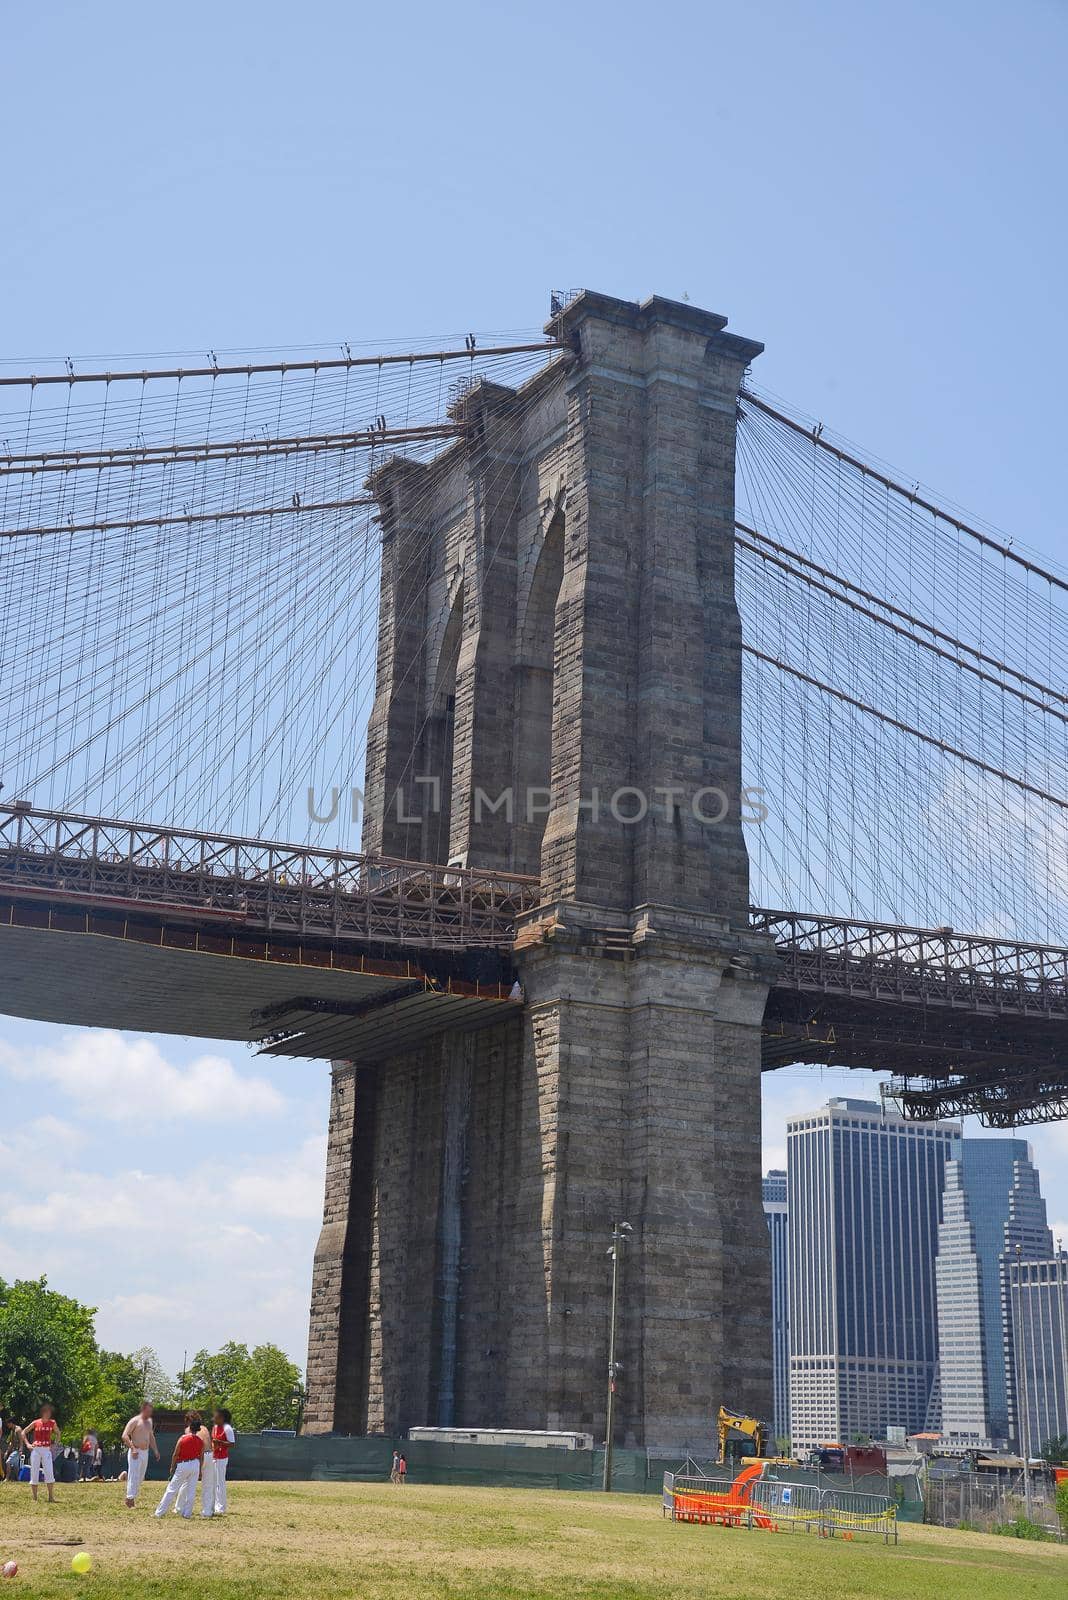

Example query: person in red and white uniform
[19,1404,60,1503]
[210,1409,236,1515]
[153,1415,204,1520]
[121,1402,160,1506]
[193,1415,215,1518]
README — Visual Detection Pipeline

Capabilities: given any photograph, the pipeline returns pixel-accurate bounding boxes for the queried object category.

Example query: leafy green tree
[228,1344,302,1432]
[1039,1433,1067,1464]
[1,1278,99,1404]
[0,1297,78,1424]
[184,1342,249,1413]
[70,1351,152,1442]
[127,1347,177,1407]
[0,1281,177,1443]
[0,1278,101,1427]
[1056,1478,1068,1536]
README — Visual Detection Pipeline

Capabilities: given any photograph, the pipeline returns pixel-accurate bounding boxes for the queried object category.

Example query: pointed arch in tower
[513,511,564,876]
[423,582,464,863]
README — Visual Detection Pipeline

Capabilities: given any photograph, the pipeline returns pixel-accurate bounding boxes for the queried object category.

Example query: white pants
[126,1447,149,1501]
[199,1453,215,1518]
[29,1447,55,1485]
[155,1460,199,1519]
[213,1456,229,1513]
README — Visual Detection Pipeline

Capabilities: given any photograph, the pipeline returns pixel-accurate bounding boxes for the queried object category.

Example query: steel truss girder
[0,804,538,951]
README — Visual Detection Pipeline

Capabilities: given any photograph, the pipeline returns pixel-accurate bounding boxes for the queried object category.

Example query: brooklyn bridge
[1,290,1064,1449]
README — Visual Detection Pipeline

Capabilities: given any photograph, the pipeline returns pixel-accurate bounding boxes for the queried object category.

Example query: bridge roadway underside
[762,988,1068,1124]
[2,894,1064,1112]
[0,896,520,1055]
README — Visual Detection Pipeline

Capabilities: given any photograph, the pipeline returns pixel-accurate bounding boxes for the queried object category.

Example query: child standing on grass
[154,1414,204,1520]
[398,1453,407,1485]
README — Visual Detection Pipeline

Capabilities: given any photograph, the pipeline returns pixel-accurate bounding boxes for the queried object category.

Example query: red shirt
[31,1420,58,1448]
[211,1425,231,1461]
[176,1434,204,1463]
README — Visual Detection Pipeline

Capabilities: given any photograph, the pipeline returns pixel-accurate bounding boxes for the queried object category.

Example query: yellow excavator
[717,1406,768,1463]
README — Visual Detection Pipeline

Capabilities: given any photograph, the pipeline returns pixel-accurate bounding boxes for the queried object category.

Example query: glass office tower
[762,1169,789,1444]
[1009,1253,1068,1457]
[787,1098,959,1453]
[936,1140,1052,1446]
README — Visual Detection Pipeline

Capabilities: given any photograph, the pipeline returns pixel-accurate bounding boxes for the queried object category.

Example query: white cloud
[0,1129,327,1370]
[0,1030,286,1123]
[225,1136,327,1221]
[0,1114,86,1165]
[0,1137,326,1237]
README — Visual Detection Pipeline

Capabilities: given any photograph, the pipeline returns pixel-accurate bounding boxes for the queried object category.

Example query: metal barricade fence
[749,1479,823,1532]
[821,1488,898,1543]
[664,1472,744,1525]
[664,1471,897,1543]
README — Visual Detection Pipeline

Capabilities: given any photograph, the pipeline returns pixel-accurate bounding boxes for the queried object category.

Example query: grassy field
[1,1479,1065,1599]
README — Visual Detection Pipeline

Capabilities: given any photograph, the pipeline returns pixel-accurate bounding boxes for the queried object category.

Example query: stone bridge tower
[305,292,777,1450]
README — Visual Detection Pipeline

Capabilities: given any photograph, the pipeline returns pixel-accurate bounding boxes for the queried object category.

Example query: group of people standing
[152,1409,235,1519]
[0,1400,236,1520]
[122,1402,236,1519]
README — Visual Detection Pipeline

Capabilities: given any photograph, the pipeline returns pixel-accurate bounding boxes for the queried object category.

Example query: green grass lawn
[1,1479,1064,1598]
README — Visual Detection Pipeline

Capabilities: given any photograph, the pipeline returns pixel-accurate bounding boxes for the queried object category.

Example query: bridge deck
[0,804,538,951]
[1,806,1065,1116]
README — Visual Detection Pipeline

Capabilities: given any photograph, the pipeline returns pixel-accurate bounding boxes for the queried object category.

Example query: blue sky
[3,0,1067,1376]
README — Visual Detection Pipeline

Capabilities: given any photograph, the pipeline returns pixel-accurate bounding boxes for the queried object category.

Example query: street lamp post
[291,1382,307,1436]
[603,1221,632,1492]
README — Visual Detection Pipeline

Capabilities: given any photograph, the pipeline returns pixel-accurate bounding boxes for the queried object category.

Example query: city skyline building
[1001,1161,1057,1449]
[762,1169,789,1444]
[1009,1252,1068,1459]
[787,1097,959,1453]
[935,1139,1049,1447]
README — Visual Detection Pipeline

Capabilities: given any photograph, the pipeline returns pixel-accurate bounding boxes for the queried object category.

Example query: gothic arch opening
[513,513,564,876]
[424,584,463,862]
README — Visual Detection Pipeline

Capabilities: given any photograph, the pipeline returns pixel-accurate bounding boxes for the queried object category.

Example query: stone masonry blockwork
[306,292,777,1449]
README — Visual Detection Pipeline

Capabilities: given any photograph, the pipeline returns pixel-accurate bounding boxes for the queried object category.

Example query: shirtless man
[120,1402,160,1506]
[19,1403,59,1503]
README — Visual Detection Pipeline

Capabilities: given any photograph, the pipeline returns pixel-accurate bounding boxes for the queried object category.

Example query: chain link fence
[923,1472,1059,1534]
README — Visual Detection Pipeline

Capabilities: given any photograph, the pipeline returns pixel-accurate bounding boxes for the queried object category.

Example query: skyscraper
[1002,1161,1057,1450]
[787,1098,959,1453]
[1009,1253,1068,1458]
[762,1170,789,1444]
[935,1139,1051,1446]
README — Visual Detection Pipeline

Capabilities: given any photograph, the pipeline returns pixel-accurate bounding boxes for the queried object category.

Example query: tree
[228,1344,302,1432]
[0,1281,178,1442]
[1040,1433,1067,1465]
[0,1298,79,1423]
[183,1342,249,1414]
[0,1278,99,1426]
[69,1351,145,1442]
[127,1347,177,1407]
[1056,1478,1068,1537]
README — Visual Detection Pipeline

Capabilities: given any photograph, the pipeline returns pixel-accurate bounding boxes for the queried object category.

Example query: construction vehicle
[717,1406,768,1463]
[810,1442,887,1475]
